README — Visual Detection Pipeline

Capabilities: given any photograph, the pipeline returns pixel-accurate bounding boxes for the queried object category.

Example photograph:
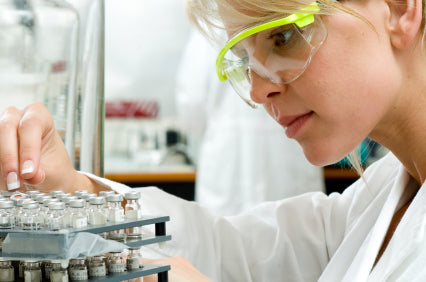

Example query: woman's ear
[387,0,423,49]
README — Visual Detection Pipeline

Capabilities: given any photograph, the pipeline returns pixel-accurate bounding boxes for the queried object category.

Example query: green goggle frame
[216,2,321,81]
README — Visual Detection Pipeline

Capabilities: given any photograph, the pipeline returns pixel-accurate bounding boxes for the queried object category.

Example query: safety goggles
[216,2,327,108]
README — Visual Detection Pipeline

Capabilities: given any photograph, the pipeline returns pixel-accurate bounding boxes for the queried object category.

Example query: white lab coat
[176,31,325,215]
[86,152,426,281]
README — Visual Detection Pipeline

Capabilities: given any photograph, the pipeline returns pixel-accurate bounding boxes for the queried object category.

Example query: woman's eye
[270,29,294,48]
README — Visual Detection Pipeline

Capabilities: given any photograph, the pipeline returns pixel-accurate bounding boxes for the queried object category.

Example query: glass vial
[107,194,125,241]
[21,202,41,230]
[126,248,142,270]
[50,261,68,282]
[124,191,142,239]
[124,191,142,219]
[88,255,106,278]
[107,252,126,273]
[80,193,97,208]
[38,197,56,229]
[46,202,66,231]
[88,197,107,225]
[107,194,124,222]
[0,260,14,282]
[69,199,87,228]
[14,199,34,229]
[68,259,88,281]
[23,261,42,282]
[61,196,79,227]
[99,191,115,238]
[99,191,115,221]
[0,201,14,229]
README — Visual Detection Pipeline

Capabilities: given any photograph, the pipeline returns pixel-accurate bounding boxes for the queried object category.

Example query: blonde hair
[186,0,370,45]
[186,0,426,48]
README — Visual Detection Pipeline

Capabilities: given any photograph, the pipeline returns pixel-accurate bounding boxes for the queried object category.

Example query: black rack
[0,215,171,282]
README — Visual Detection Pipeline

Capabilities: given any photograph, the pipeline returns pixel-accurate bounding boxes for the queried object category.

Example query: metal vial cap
[81,193,97,202]
[69,199,85,208]
[43,198,59,207]
[26,190,41,196]
[89,196,105,205]
[107,194,123,202]
[23,202,39,209]
[61,196,79,204]
[0,191,12,197]
[0,200,14,209]
[15,198,33,207]
[56,193,72,200]
[31,192,46,200]
[49,190,65,198]
[49,201,66,210]
[74,190,90,197]
[124,191,141,200]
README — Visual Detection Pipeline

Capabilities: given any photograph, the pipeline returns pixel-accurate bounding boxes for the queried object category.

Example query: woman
[1,0,425,280]
[176,30,325,216]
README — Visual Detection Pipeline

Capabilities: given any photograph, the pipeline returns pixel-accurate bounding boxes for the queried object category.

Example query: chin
[302,145,348,167]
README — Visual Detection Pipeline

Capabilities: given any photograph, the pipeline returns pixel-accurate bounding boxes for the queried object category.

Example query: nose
[249,70,286,104]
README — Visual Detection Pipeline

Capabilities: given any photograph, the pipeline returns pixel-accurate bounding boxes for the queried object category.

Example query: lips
[278,111,313,138]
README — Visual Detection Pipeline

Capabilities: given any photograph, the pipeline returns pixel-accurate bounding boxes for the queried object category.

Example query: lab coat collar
[368,173,426,281]
[319,161,408,282]
[340,162,426,282]
[342,164,410,281]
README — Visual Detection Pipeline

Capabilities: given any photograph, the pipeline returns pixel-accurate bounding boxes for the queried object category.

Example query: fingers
[18,105,48,185]
[0,107,23,190]
[0,103,52,190]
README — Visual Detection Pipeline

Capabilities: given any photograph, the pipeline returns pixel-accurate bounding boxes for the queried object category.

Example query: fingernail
[7,172,20,190]
[21,160,34,175]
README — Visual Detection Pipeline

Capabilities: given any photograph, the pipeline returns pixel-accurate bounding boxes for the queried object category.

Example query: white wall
[105,0,191,117]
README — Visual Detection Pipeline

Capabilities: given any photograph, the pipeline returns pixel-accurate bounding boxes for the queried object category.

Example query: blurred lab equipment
[0,0,105,175]
[176,31,325,215]
[104,100,192,171]
[102,0,192,175]
[104,99,164,167]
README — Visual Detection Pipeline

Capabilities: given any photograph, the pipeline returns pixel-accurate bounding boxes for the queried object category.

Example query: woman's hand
[143,257,212,282]
[0,102,88,193]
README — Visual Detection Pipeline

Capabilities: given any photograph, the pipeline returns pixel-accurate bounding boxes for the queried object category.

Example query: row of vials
[0,247,143,282]
[0,189,143,239]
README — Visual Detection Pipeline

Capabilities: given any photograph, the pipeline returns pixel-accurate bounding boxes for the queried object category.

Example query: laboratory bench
[104,166,360,201]
[105,167,197,201]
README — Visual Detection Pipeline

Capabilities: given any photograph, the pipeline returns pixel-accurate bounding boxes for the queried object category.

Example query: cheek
[292,24,400,165]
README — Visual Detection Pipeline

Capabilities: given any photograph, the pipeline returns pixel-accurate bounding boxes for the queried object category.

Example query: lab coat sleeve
[80,171,362,282]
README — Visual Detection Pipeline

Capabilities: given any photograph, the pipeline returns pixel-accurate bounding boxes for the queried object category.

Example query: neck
[370,64,426,186]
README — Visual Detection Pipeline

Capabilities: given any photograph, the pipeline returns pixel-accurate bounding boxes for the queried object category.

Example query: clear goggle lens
[221,15,327,108]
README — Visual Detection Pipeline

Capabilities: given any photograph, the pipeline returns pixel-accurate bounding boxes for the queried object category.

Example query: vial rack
[0,215,171,282]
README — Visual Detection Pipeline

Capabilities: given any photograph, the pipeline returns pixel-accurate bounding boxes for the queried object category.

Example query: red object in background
[105,100,159,118]
[51,61,67,73]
